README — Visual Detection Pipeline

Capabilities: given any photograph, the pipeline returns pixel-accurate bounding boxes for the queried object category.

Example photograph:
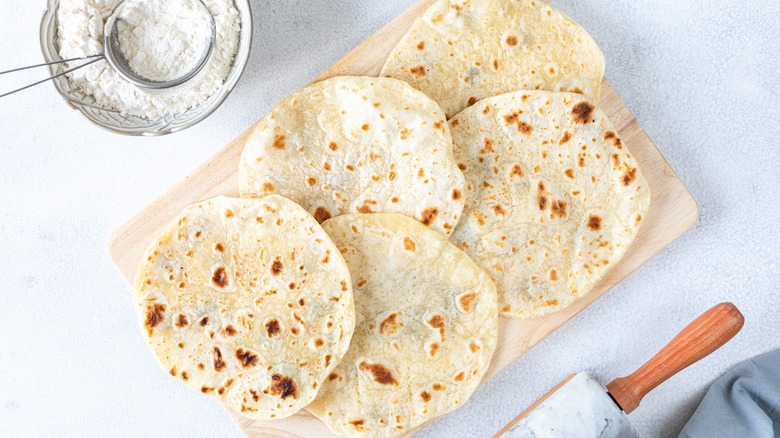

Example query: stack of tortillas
[131,0,650,436]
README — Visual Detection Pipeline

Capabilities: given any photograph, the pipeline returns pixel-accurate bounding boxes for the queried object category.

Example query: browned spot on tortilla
[429,342,440,357]
[428,314,446,341]
[328,373,340,381]
[433,383,446,391]
[349,419,366,431]
[223,325,237,337]
[458,163,467,171]
[417,41,425,50]
[214,242,225,253]
[199,317,210,327]
[264,374,298,400]
[264,319,280,338]
[545,299,559,307]
[272,135,286,149]
[268,258,284,277]
[571,87,584,94]
[549,270,559,281]
[622,168,638,186]
[144,304,166,335]
[308,206,331,224]
[505,35,518,46]
[451,189,462,201]
[379,312,401,336]
[550,200,567,218]
[291,327,299,335]
[170,366,177,376]
[235,348,260,368]
[510,164,525,178]
[467,96,479,106]
[504,111,533,136]
[359,361,398,385]
[493,59,499,70]
[636,214,643,225]
[323,162,332,171]
[361,124,370,132]
[434,121,444,131]
[403,237,416,251]
[588,214,603,231]
[421,207,439,225]
[481,138,495,154]
[306,177,317,187]
[420,391,432,402]
[469,341,481,353]
[324,354,333,367]
[212,267,229,288]
[410,65,427,77]
[475,211,487,227]
[213,347,226,372]
[451,119,460,127]
[483,105,491,115]
[491,204,506,216]
[340,279,349,292]
[459,293,477,312]
[201,386,213,394]
[356,199,376,213]
[571,102,595,124]
[175,314,188,328]
[391,196,400,203]
[559,131,572,145]
[537,182,548,210]
[611,152,621,169]
[564,168,575,179]
[181,371,189,381]
[454,372,466,382]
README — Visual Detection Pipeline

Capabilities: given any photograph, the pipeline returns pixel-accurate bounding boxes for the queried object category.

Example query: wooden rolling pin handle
[606,302,744,414]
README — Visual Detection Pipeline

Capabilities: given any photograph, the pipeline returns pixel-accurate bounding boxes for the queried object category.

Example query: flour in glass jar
[57,0,240,120]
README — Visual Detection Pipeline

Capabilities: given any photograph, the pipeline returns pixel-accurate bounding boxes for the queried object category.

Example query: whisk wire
[0,56,104,99]
[0,54,103,75]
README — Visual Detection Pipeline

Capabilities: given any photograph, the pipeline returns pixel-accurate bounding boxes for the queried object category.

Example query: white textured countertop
[1,1,778,436]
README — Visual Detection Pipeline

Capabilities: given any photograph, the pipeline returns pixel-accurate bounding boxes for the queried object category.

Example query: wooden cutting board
[107,0,699,436]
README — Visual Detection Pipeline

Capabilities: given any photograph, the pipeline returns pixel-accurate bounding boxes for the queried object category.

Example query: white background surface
[1,0,778,437]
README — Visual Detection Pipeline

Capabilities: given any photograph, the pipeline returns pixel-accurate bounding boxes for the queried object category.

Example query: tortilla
[381,0,605,118]
[307,213,498,437]
[238,76,466,237]
[448,91,650,318]
[132,196,355,420]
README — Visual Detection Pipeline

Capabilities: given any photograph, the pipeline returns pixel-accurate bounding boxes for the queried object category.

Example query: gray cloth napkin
[679,349,780,437]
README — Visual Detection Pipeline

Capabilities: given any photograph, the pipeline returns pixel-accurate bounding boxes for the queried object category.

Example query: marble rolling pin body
[495,302,745,438]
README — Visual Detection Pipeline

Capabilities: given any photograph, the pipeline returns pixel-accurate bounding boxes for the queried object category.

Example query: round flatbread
[238,76,466,237]
[132,196,355,421]
[449,91,650,318]
[307,213,498,437]
[381,0,605,118]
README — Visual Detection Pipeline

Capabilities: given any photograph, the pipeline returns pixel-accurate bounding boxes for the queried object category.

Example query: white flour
[117,0,212,82]
[57,0,240,120]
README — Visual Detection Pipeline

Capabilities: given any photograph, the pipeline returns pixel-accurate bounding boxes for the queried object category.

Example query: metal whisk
[1,0,216,98]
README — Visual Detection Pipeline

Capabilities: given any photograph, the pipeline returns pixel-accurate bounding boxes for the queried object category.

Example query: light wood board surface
[107,0,699,436]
